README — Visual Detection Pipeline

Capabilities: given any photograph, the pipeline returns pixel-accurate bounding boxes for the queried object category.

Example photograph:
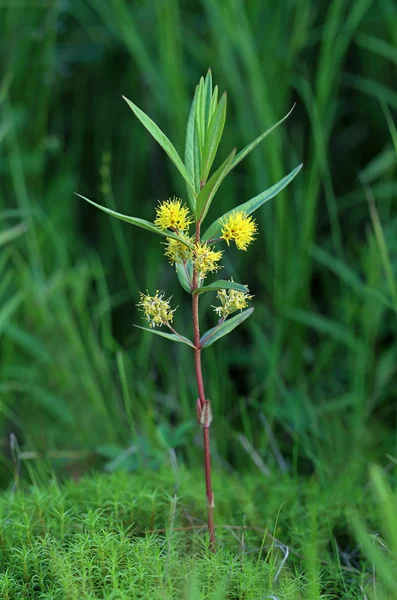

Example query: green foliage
[176,260,194,293]
[0,6,397,593]
[350,467,397,599]
[200,308,254,348]
[0,222,26,249]
[202,164,303,242]
[75,193,194,248]
[79,70,297,358]
[193,280,249,296]
[195,148,236,222]
[1,467,395,599]
[134,325,195,348]
[122,95,196,197]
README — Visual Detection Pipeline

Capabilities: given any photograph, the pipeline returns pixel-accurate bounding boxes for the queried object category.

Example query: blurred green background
[1,0,397,488]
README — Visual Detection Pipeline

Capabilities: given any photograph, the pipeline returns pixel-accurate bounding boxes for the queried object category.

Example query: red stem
[192,221,216,550]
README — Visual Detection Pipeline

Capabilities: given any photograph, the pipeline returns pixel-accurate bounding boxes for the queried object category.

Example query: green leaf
[202,164,303,242]
[210,86,219,120]
[201,92,227,182]
[193,280,249,295]
[229,106,295,174]
[195,77,205,157]
[176,261,193,294]
[184,85,200,207]
[75,193,193,248]
[196,149,236,223]
[134,325,195,348]
[122,95,196,196]
[200,307,254,348]
[203,68,213,130]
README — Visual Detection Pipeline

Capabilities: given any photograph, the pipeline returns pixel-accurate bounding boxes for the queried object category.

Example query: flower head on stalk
[219,211,257,250]
[213,288,253,318]
[154,197,193,231]
[137,291,176,328]
[164,233,194,265]
[194,243,223,280]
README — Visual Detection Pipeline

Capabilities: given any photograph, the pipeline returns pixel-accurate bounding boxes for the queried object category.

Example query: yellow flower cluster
[164,233,194,265]
[194,243,223,280]
[220,211,257,250]
[164,234,222,282]
[154,197,192,231]
[213,288,253,318]
[137,291,175,328]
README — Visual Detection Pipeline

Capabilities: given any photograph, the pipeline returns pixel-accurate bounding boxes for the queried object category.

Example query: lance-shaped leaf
[200,307,254,348]
[176,261,193,294]
[195,77,205,157]
[122,95,196,197]
[196,149,236,223]
[203,68,213,131]
[134,325,195,348]
[75,193,193,248]
[228,106,295,174]
[210,85,219,120]
[202,164,303,242]
[184,85,200,207]
[193,280,249,295]
[200,92,227,182]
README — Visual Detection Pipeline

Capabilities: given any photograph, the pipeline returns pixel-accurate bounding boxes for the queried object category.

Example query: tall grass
[0,0,396,493]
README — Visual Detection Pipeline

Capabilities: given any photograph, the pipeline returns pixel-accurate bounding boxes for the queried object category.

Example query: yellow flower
[219,211,257,250]
[137,290,176,328]
[194,243,223,280]
[213,287,253,318]
[164,233,194,265]
[154,197,193,231]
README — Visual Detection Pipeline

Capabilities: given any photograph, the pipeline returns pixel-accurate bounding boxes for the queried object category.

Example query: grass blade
[311,245,392,308]
[286,308,361,350]
[0,292,24,334]
[0,222,26,248]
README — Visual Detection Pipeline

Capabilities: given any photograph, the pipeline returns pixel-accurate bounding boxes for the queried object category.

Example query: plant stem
[192,221,216,550]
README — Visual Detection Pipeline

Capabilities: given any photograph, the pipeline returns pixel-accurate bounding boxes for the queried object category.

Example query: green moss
[0,468,386,599]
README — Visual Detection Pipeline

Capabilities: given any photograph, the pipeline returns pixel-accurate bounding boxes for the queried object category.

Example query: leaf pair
[135,307,254,350]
